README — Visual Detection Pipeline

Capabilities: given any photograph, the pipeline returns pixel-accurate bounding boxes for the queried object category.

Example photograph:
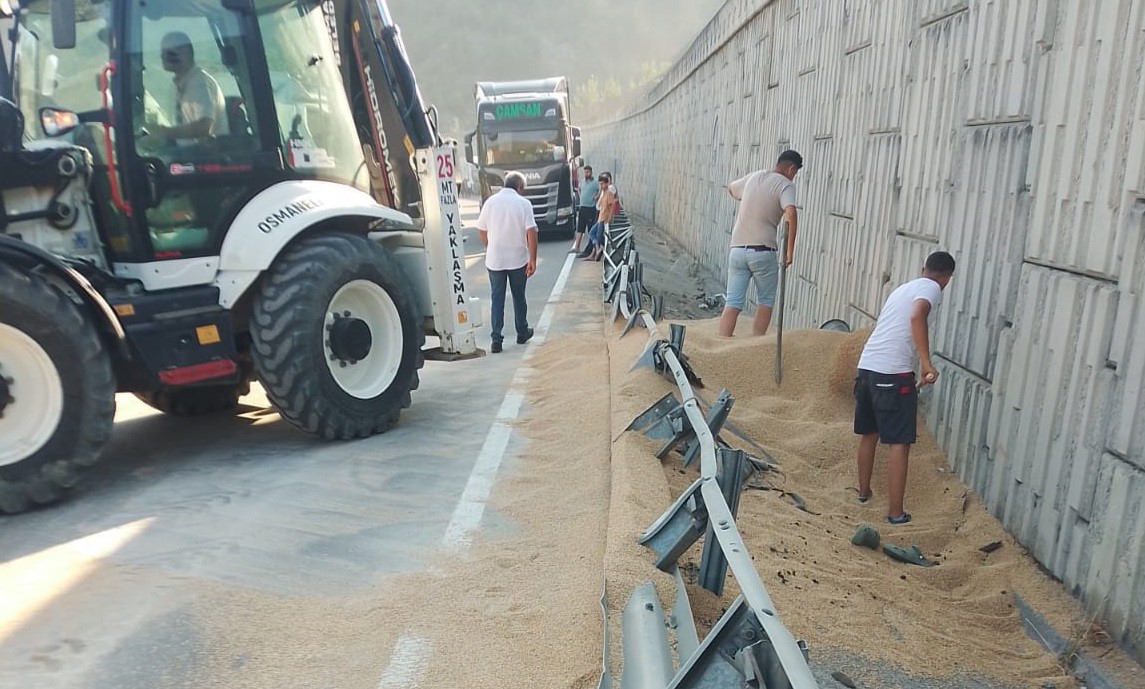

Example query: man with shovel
[718,150,802,337]
[853,251,956,525]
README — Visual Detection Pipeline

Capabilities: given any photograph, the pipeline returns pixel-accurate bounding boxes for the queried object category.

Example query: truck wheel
[250,233,424,440]
[0,264,116,513]
[134,381,249,417]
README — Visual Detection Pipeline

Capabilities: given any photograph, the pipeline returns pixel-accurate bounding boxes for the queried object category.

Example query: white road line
[441,251,577,551]
[379,252,579,688]
[376,633,429,689]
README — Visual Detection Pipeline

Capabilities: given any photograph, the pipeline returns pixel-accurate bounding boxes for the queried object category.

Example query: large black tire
[250,233,424,440]
[134,381,249,417]
[0,263,116,513]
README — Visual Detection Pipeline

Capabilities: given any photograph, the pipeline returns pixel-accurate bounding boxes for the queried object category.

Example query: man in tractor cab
[147,31,228,145]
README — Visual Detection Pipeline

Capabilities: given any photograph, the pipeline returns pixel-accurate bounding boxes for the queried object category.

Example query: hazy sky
[387,0,725,134]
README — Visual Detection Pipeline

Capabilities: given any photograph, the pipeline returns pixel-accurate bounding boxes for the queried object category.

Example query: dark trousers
[488,265,529,344]
[576,206,597,234]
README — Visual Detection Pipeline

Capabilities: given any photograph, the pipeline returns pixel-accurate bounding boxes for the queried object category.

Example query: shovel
[774,224,788,385]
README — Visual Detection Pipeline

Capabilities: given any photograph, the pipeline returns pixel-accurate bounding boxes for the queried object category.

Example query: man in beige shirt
[718,150,802,336]
[150,32,228,145]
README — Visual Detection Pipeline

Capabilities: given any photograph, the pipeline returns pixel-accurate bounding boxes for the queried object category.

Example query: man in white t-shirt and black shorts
[476,171,538,353]
[854,251,956,525]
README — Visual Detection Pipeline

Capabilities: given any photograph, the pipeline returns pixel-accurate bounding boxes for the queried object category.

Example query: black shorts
[853,369,918,445]
[576,207,597,233]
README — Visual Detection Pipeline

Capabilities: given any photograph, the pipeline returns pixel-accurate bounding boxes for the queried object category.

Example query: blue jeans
[724,247,779,309]
[488,265,529,344]
[588,221,606,248]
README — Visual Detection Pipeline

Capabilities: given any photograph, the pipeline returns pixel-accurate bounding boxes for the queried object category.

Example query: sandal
[857,490,872,504]
[886,512,912,525]
[881,542,934,567]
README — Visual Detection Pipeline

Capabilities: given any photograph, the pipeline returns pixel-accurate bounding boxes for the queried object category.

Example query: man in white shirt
[719,150,801,336]
[476,171,538,353]
[854,251,956,525]
[151,32,228,145]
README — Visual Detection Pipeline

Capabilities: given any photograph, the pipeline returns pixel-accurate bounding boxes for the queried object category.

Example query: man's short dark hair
[583,165,592,172]
[925,251,956,275]
[777,149,803,169]
[503,171,526,191]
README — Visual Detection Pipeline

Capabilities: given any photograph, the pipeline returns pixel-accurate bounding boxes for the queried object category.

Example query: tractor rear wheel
[249,233,424,440]
[0,263,116,513]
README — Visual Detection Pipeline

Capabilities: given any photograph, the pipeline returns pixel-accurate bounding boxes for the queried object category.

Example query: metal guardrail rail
[596,218,819,689]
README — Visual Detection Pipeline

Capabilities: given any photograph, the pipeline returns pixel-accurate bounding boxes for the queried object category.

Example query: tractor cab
[12,0,368,264]
[0,0,476,514]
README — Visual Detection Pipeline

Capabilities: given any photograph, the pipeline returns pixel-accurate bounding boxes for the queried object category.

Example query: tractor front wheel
[250,233,424,440]
[0,263,116,513]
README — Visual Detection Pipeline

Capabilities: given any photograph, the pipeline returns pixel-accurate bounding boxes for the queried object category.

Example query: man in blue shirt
[572,164,599,255]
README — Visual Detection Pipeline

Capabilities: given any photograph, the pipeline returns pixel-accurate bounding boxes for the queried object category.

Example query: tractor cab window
[126,1,259,257]
[11,2,139,256]
[130,6,256,161]
[256,0,366,189]
[10,5,109,141]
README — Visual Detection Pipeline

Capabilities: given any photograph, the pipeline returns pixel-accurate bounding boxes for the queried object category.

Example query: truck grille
[521,182,558,222]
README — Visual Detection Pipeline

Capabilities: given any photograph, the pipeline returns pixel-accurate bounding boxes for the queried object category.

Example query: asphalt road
[0,197,581,688]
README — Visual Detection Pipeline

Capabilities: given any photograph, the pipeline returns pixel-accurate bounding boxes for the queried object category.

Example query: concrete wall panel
[584,0,1145,661]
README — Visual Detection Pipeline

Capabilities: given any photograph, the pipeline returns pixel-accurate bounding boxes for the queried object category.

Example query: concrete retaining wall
[585,0,1145,663]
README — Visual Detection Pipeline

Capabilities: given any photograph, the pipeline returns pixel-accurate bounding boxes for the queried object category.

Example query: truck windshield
[481,128,562,167]
[12,3,110,141]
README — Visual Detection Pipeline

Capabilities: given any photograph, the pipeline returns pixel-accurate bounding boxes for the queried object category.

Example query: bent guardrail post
[697,448,751,596]
[668,323,686,353]
[621,308,646,338]
[638,478,708,571]
[627,392,682,434]
[611,264,630,321]
[629,337,664,373]
[632,399,693,463]
[669,595,809,689]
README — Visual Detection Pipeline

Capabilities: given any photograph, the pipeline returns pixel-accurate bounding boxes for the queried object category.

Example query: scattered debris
[831,670,858,688]
[979,541,1003,554]
[747,482,820,515]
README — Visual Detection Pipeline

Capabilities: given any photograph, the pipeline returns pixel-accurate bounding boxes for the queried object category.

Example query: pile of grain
[608,320,1094,687]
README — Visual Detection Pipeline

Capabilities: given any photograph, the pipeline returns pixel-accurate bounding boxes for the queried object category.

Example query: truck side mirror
[51,0,77,49]
[570,126,582,158]
[463,132,475,165]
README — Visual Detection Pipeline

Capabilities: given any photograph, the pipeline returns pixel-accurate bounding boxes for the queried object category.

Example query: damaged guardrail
[598,221,819,689]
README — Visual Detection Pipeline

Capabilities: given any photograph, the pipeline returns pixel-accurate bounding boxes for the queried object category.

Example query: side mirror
[570,126,582,158]
[0,98,25,153]
[463,132,475,165]
[51,0,77,49]
[40,107,80,137]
